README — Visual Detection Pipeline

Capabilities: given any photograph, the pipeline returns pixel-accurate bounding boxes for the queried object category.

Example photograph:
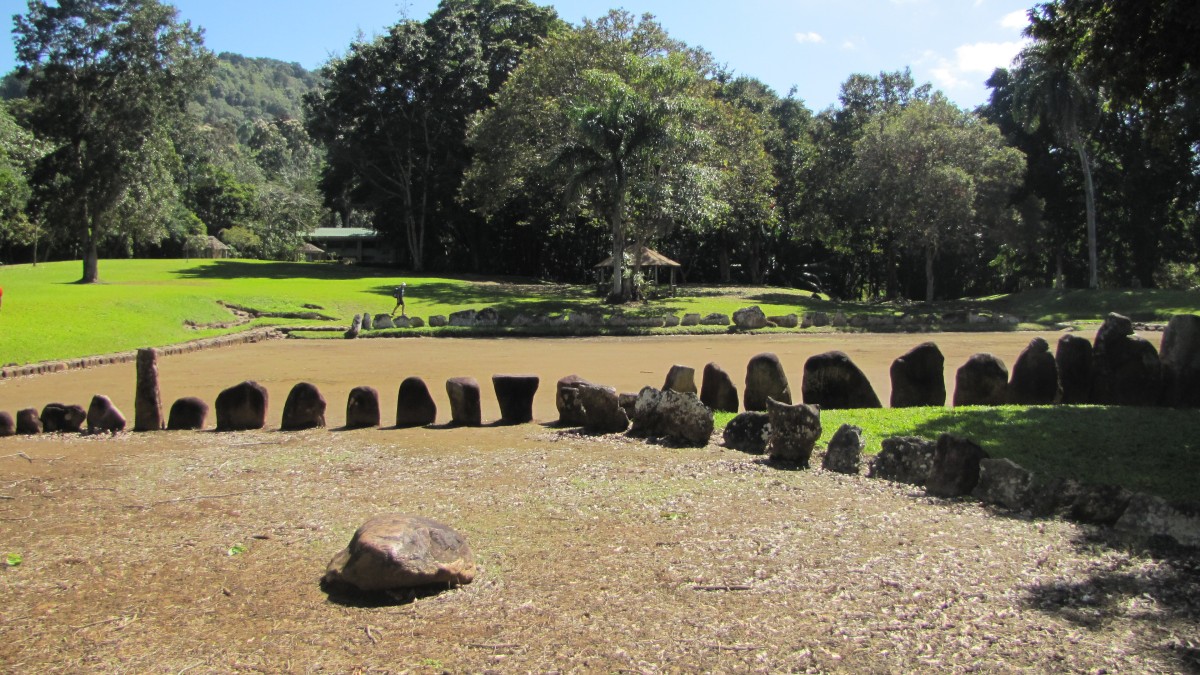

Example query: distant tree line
[2,0,1197,301]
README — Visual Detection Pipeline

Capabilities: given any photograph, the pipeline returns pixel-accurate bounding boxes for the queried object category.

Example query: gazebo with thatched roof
[594,245,681,288]
[196,235,231,259]
[299,242,327,262]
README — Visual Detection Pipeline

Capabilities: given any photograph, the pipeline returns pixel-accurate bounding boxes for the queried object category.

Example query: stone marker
[1091,312,1162,406]
[722,412,769,454]
[555,375,590,426]
[396,377,437,427]
[16,408,42,435]
[1159,314,1200,407]
[1008,337,1060,405]
[766,398,821,466]
[281,382,327,431]
[823,424,865,475]
[733,306,769,329]
[323,514,476,593]
[493,374,539,425]
[448,309,476,327]
[446,377,482,426]
[361,312,373,331]
[869,436,936,485]
[578,383,629,434]
[953,353,1009,406]
[134,348,163,432]
[925,434,989,498]
[168,397,209,430]
[215,381,269,431]
[0,411,14,437]
[86,395,127,434]
[345,386,381,429]
[700,362,739,413]
[41,403,86,433]
[662,365,697,395]
[630,386,714,446]
[344,314,362,339]
[890,342,946,408]
[428,315,447,327]
[802,351,882,409]
[1056,334,1093,404]
[744,353,791,411]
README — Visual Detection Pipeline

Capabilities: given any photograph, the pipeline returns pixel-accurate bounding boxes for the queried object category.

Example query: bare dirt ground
[1,333,1197,673]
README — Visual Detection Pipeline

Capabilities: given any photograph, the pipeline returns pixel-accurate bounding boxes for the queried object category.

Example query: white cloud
[795,31,824,44]
[922,39,1028,91]
[842,40,858,50]
[1001,9,1029,31]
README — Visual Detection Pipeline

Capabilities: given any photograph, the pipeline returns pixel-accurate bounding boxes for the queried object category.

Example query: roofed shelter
[195,235,231,259]
[594,246,681,289]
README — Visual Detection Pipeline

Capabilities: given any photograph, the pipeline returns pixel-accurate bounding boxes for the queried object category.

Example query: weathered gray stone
[410,316,425,328]
[973,458,1035,510]
[1008,337,1060,405]
[446,377,482,426]
[700,313,731,326]
[40,403,86,433]
[392,315,413,328]
[1091,313,1162,406]
[722,412,769,454]
[344,314,362,339]
[953,353,1009,406]
[802,351,882,409]
[428,315,447,327]
[744,352,791,411]
[768,314,799,328]
[86,395,127,434]
[361,312,373,331]
[808,312,830,327]
[681,313,701,327]
[869,436,936,485]
[890,342,946,408]
[396,377,437,427]
[925,434,989,498]
[831,311,848,327]
[555,375,591,426]
[700,362,739,413]
[134,348,163,432]
[16,408,42,435]
[167,397,209,431]
[345,386,381,429]
[662,365,697,395]
[448,309,477,327]
[630,387,714,446]
[474,308,500,327]
[1159,314,1200,407]
[492,374,539,425]
[1056,334,1093,404]
[663,314,681,328]
[578,383,629,434]
[322,514,476,593]
[281,382,327,431]
[733,306,769,329]
[374,314,395,330]
[822,424,864,475]
[766,398,821,466]
[1114,494,1200,547]
[215,381,269,431]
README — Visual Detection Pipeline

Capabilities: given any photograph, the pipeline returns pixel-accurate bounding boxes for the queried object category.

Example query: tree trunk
[607,175,627,303]
[925,243,936,303]
[1075,140,1099,289]
[717,248,731,284]
[81,218,100,283]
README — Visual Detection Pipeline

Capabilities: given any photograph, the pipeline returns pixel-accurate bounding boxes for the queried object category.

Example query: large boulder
[1056,334,1094,404]
[662,365,697,395]
[868,436,936,486]
[700,362,739,413]
[215,381,269,431]
[428,315,448,328]
[744,353,791,411]
[474,308,501,327]
[445,377,482,426]
[396,377,437,428]
[681,313,701,327]
[700,313,731,326]
[345,386,381,429]
[322,514,476,594]
[134,348,163,432]
[822,424,864,475]
[1159,314,1200,407]
[733,306,769,330]
[448,309,477,327]
[281,382,327,431]
[1008,337,1060,405]
[925,434,989,498]
[555,375,591,426]
[1091,313,1162,406]
[373,314,395,330]
[167,397,209,431]
[492,374,539,425]
[769,314,799,328]
[630,387,714,446]
[577,383,629,434]
[766,398,821,466]
[0,411,14,437]
[16,408,42,435]
[802,351,882,409]
[973,458,1036,511]
[1114,494,1200,548]
[952,354,1009,406]
[41,403,86,433]
[890,342,946,408]
[722,412,769,454]
[86,395,127,434]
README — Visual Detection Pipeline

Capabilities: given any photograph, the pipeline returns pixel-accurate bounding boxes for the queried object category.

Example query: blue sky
[2,0,1034,111]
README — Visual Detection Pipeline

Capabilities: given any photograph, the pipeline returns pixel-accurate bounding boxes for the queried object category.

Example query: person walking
[391,283,406,316]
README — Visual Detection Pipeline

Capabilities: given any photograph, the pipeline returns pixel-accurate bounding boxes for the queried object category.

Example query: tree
[0,101,46,260]
[853,97,1025,301]
[14,0,212,282]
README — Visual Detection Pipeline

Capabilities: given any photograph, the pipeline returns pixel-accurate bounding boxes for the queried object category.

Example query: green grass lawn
[716,405,1200,503]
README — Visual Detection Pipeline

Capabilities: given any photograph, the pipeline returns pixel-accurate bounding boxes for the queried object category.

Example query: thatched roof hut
[300,242,327,262]
[198,235,231,259]
[594,246,681,287]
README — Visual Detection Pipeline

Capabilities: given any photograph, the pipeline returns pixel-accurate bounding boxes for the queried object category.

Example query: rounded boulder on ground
[86,395,126,434]
[16,408,42,435]
[0,411,14,437]
[630,386,714,447]
[869,436,937,486]
[578,383,629,434]
[41,403,86,433]
[802,351,882,409]
[345,386,381,429]
[744,353,791,411]
[322,514,476,594]
[889,342,946,408]
[396,377,437,428]
[733,306,769,330]
[281,382,327,431]
[215,381,269,431]
[700,362,739,413]
[1008,337,1060,405]
[925,434,989,498]
[168,397,209,431]
[722,411,769,454]
[555,375,591,426]
[822,424,865,475]
[766,398,821,466]
[953,353,1009,406]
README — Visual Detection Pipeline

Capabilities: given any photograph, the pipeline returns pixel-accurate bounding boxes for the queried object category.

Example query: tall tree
[14,0,212,282]
[0,101,46,260]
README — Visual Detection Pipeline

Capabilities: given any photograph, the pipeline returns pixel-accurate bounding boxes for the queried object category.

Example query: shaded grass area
[715,405,1200,503]
[965,288,1200,324]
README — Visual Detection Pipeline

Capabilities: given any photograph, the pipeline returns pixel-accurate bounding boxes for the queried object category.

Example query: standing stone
[134,348,163,432]
[280,383,326,431]
[953,354,1009,406]
[396,377,437,427]
[215,381,269,431]
[344,314,362,339]
[1091,313,1162,406]
[700,362,739,413]
[0,411,14,437]
[41,403,86,433]
[722,411,769,453]
[361,312,373,331]
[744,353,791,411]
[822,424,865,475]
[16,408,42,435]
[577,383,629,434]
[890,342,946,408]
[322,514,476,593]
[766,398,822,466]
[868,436,937,485]
[428,315,448,327]
[1008,337,1060,405]
[630,387,714,446]
[733,306,769,329]
[493,375,539,425]
[1056,334,1094,404]
[802,351,882,409]
[168,397,209,431]
[662,365,697,395]
[86,395,127,434]
[925,434,989,498]
[345,386,381,429]
[446,377,482,426]
[556,375,591,426]
[1159,314,1200,407]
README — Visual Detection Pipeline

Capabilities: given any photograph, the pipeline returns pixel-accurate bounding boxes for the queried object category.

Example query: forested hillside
[194,53,321,128]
